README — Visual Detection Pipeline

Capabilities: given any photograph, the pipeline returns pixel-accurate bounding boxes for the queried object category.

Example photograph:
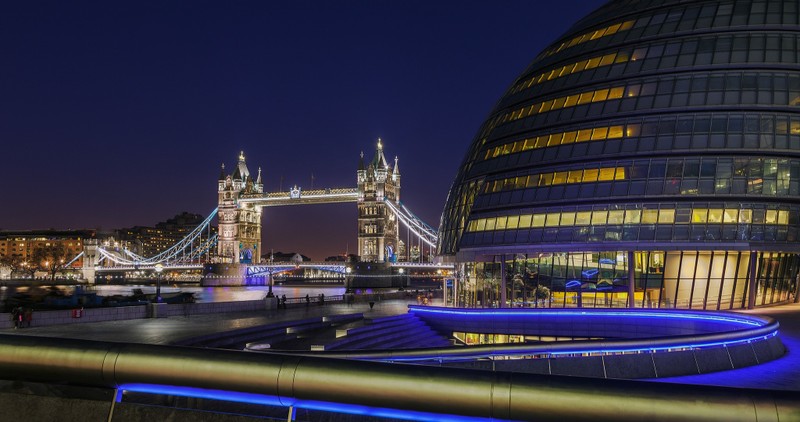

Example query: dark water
[0,283,347,304]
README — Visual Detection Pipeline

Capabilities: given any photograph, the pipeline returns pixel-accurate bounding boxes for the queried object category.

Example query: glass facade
[438,0,800,309]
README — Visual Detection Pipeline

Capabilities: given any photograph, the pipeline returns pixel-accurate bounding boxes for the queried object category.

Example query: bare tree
[32,244,70,281]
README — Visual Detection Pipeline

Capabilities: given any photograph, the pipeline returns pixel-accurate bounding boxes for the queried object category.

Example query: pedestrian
[305,294,310,306]
[281,294,287,309]
[11,307,19,329]
[17,307,24,328]
[24,308,32,328]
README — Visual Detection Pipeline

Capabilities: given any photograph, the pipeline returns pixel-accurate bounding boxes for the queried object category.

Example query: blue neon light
[408,306,765,327]
[118,384,495,422]
[544,331,778,356]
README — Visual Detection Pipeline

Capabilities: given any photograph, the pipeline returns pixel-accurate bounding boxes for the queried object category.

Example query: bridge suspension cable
[96,208,218,266]
[383,199,438,247]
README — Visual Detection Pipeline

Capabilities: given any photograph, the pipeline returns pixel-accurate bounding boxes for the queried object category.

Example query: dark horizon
[0,1,606,260]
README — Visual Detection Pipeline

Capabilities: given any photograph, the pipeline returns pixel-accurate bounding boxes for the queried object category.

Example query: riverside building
[438,0,800,310]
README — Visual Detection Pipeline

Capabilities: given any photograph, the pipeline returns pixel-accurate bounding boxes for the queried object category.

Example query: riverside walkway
[1,298,799,391]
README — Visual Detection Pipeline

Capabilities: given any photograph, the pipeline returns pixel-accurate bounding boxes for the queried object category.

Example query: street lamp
[154,263,163,303]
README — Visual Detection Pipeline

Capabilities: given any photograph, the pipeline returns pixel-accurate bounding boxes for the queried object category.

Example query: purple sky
[0,1,606,260]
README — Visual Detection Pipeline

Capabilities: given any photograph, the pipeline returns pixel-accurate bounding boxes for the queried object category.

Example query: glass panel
[576,211,592,225]
[624,209,641,224]
[739,209,752,223]
[642,210,659,224]
[765,210,778,224]
[560,212,576,226]
[692,209,708,223]
[658,209,675,223]
[608,210,625,224]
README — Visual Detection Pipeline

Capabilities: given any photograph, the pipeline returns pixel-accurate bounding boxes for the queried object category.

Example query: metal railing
[0,334,797,421]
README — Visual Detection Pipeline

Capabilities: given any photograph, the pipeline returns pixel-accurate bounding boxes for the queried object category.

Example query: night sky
[1,1,606,260]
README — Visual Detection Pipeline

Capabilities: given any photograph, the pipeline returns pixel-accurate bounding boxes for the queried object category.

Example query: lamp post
[398,267,405,291]
[266,251,274,297]
[345,266,352,293]
[154,263,163,303]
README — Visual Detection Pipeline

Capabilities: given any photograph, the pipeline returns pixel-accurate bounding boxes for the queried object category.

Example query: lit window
[519,214,532,228]
[592,210,608,225]
[707,209,723,223]
[723,209,739,223]
[624,210,641,224]
[592,89,609,102]
[506,215,520,230]
[692,209,708,223]
[598,168,616,181]
[658,209,675,224]
[532,214,546,228]
[765,210,778,224]
[560,212,576,226]
[591,127,609,140]
[576,211,592,225]
[739,210,753,223]
[545,213,560,227]
[583,169,599,182]
[608,210,624,224]
[641,209,659,224]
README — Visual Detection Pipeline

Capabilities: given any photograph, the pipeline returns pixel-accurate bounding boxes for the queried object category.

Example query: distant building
[262,251,311,263]
[117,212,217,258]
[324,254,358,262]
[0,229,95,269]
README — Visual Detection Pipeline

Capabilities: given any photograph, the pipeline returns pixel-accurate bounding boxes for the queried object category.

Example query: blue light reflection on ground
[118,384,496,422]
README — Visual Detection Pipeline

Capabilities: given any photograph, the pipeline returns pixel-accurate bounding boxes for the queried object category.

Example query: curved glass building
[438,0,800,310]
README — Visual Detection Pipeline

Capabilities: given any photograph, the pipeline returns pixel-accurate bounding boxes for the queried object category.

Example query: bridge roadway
[96,261,454,274]
[1,299,800,392]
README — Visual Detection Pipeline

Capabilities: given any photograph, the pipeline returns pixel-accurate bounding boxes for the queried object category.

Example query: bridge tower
[217,152,263,264]
[357,139,400,262]
[81,239,99,283]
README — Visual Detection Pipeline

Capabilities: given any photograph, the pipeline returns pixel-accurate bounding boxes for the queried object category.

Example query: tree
[32,244,70,281]
[0,254,35,278]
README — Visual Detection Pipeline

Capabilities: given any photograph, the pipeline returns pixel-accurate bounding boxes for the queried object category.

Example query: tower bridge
[81,140,450,284]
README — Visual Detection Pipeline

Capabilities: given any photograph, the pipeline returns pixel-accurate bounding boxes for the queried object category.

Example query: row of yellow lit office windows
[513,47,644,94]
[467,209,790,232]
[544,20,636,57]
[501,85,626,125]
[483,124,639,160]
[485,167,626,193]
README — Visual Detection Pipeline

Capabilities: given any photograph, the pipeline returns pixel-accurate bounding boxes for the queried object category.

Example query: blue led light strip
[118,384,496,422]
[408,306,765,327]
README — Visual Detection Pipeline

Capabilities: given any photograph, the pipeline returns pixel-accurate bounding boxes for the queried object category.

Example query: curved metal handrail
[0,334,796,421]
